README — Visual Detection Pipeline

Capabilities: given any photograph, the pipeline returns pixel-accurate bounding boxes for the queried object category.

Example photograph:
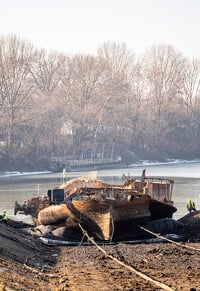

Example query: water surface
[0,161,200,221]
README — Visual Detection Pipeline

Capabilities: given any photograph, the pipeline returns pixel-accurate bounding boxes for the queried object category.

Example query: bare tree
[29,49,62,95]
[27,49,66,158]
[141,45,185,153]
[178,58,200,154]
[124,58,151,155]
[58,53,105,154]
[182,58,200,120]
[97,42,135,147]
[0,35,35,165]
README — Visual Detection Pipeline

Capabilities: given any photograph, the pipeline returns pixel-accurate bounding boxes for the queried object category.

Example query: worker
[187,199,196,213]
[192,201,196,211]
[0,210,8,224]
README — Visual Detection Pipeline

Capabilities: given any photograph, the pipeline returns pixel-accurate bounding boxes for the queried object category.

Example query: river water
[1,160,200,222]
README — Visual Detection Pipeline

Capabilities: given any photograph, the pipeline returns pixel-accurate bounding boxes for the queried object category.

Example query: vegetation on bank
[0,35,200,171]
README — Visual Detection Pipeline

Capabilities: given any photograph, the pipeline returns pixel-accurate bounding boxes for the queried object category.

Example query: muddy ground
[0,212,200,291]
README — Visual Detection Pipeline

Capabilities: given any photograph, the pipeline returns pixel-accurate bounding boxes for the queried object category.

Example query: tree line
[0,35,200,171]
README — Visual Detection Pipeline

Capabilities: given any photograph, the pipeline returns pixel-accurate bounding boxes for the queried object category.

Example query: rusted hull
[110,196,151,240]
[149,199,177,220]
[36,195,151,241]
[111,195,151,222]
[38,204,73,226]
[14,199,50,217]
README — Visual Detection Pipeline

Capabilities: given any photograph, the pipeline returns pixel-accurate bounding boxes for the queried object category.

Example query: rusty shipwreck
[14,170,177,241]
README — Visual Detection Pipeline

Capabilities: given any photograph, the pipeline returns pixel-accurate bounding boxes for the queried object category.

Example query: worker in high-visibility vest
[187,199,196,213]
[0,210,8,224]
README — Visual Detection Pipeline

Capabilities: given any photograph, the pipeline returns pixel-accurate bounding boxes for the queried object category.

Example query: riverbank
[0,212,200,290]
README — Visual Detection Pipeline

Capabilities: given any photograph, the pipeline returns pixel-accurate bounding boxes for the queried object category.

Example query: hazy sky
[0,0,199,58]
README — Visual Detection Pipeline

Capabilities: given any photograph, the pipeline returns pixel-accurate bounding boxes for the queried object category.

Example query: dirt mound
[0,220,58,290]
[179,210,200,224]
[178,210,200,241]
[0,217,200,290]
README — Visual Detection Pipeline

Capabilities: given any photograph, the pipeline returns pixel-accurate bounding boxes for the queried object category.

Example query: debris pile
[178,210,200,241]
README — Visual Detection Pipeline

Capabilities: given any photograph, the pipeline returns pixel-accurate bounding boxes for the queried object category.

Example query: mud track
[0,219,200,290]
[49,243,200,291]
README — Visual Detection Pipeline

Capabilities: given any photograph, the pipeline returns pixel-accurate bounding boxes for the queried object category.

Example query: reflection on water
[0,162,200,221]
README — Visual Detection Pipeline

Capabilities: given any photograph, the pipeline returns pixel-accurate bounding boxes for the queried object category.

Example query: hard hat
[3,210,6,213]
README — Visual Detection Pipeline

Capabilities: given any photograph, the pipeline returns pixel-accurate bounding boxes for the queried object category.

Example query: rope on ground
[78,223,174,291]
[137,225,200,252]
[23,263,60,278]
[23,257,60,278]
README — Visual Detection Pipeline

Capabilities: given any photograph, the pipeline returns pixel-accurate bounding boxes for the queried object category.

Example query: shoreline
[1,158,200,178]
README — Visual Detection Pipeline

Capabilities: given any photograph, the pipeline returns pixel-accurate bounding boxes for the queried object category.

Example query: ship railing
[66,157,121,166]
